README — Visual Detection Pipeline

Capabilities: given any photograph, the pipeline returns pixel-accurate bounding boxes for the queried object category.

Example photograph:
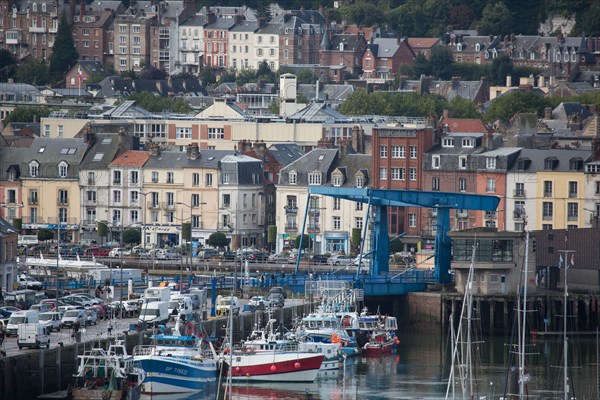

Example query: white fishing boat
[70,341,145,400]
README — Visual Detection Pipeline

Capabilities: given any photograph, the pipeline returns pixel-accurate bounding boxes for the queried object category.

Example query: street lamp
[96,219,123,318]
[176,201,205,291]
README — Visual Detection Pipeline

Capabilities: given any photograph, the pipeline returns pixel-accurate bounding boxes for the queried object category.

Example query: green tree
[294,234,312,251]
[38,229,54,242]
[122,228,141,245]
[489,54,514,86]
[217,68,236,84]
[182,223,191,242]
[412,54,431,78]
[140,66,167,80]
[97,222,109,241]
[0,49,17,81]
[573,2,600,35]
[12,218,22,231]
[351,228,362,254]
[124,91,192,114]
[207,232,229,249]
[268,99,280,114]
[476,2,513,36]
[296,69,317,84]
[236,69,257,86]
[3,106,50,124]
[48,13,79,84]
[267,225,277,248]
[199,67,216,86]
[15,59,49,86]
[339,89,373,115]
[447,96,480,118]
[296,93,309,104]
[429,46,453,80]
[256,60,275,82]
[339,3,385,27]
[484,90,554,122]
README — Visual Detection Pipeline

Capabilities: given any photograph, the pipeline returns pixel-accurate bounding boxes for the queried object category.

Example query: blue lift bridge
[289,188,500,296]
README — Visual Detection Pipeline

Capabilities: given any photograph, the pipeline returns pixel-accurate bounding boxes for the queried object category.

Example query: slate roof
[332,153,371,188]
[0,218,18,235]
[0,147,26,180]
[205,17,236,30]
[407,38,441,49]
[508,148,590,172]
[329,34,364,52]
[279,148,339,185]
[0,83,43,102]
[79,133,137,170]
[230,19,259,32]
[268,143,305,166]
[369,38,401,58]
[256,22,282,35]
[288,103,351,122]
[181,14,206,26]
[144,150,237,170]
[21,138,88,179]
[552,102,592,121]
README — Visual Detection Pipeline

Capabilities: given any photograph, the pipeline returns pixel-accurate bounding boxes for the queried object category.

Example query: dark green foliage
[0,49,17,81]
[200,68,217,86]
[296,69,317,84]
[474,2,514,36]
[97,222,109,238]
[140,66,167,80]
[340,89,449,117]
[122,228,141,245]
[572,2,600,36]
[294,234,312,250]
[182,223,191,242]
[48,14,79,84]
[207,232,229,248]
[351,228,362,254]
[267,225,277,244]
[3,106,50,124]
[489,54,514,85]
[217,68,236,84]
[484,90,559,122]
[38,229,54,242]
[12,219,22,230]
[124,91,193,114]
[429,46,454,80]
[296,93,309,104]
[447,96,481,118]
[268,99,280,114]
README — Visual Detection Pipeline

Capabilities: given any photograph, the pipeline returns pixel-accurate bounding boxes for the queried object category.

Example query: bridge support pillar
[372,206,389,275]
[503,299,509,330]
[489,300,495,334]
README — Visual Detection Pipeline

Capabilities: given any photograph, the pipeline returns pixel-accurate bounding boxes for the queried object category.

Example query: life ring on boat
[342,317,351,327]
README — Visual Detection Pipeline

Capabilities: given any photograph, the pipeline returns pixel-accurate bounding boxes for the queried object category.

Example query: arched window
[29,161,39,177]
[59,161,68,178]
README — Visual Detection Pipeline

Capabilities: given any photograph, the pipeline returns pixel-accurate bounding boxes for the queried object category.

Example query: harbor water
[168,332,600,400]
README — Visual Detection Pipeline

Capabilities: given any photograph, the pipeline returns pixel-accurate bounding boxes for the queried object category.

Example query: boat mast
[519,229,530,399]
[559,247,574,400]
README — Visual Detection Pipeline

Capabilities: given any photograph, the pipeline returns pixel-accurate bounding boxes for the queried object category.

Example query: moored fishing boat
[355,315,399,356]
[133,334,218,396]
[70,341,145,400]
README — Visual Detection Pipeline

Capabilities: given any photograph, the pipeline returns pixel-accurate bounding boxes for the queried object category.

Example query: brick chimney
[317,137,335,148]
[351,125,364,154]
[238,139,252,152]
[253,140,267,158]
[186,143,199,160]
[338,138,351,156]
[83,124,95,144]
[148,142,160,156]
[544,107,552,119]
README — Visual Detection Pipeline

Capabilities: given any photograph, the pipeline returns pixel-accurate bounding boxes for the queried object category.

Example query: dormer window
[355,176,364,188]
[486,157,496,170]
[442,138,454,147]
[432,155,441,169]
[555,51,561,62]
[289,171,297,185]
[332,175,342,187]
[569,158,583,171]
[492,49,497,59]
[475,43,480,51]
[459,156,467,169]
[485,51,489,59]
[456,43,462,51]
[308,172,321,186]
[58,161,68,178]
[29,161,39,177]
[517,158,531,171]
[462,138,474,148]
[544,157,558,170]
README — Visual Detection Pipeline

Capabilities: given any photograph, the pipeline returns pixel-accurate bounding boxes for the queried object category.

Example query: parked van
[138,301,168,327]
[216,296,240,316]
[6,310,39,337]
[39,311,62,332]
[189,289,207,310]
[168,294,193,320]
[143,287,170,303]
[17,323,50,349]
[30,303,51,313]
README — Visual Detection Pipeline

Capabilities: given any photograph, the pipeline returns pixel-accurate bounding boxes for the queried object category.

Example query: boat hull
[137,356,217,395]
[225,352,324,382]
[362,340,395,356]
[71,387,141,400]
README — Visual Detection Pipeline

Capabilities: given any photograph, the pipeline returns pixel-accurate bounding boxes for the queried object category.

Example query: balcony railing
[285,223,298,231]
[147,201,160,209]
[161,202,175,210]
[542,214,553,221]
[513,211,524,220]
[57,198,68,205]
[543,191,552,198]
[513,189,526,197]
[28,197,38,205]
[307,224,320,233]
[568,214,578,221]
[285,206,298,214]
[456,211,468,218]
[308,208,320,215]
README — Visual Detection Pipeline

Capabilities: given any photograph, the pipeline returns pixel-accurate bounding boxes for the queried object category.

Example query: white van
[168,295,193,320]
[17,323,50,349]
[6,310,39,337]
[138,301,168,327]
[216,296,240,316]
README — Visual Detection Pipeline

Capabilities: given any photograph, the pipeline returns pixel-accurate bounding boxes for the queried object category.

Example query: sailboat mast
[563,258,568,400]
[519,230,530,399]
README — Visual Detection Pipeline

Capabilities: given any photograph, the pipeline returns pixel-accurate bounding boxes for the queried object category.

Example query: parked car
[267,293,285,308]
[250,252,270,263]
[28,245,48,254]
[61,309,87,328]
[287,253,309,264]
[39,311,62,332]
[61,295,93,307]
[130,247,150,258]
[90,304,108,320]
[268,253,289,264]
[84,309,98,326]
[327,255,353,266]
[29,303,51,313]
[69,246,87,256]
[152,249,179,260]
[249,296,270,309]
[104,241,121,248]
[310,254,329,265]
[108,248,131,258]
[220,251,238,261]
[269,286,287,299]
[197,249,219,260]
[0,307,15,319]
[19,275,43,290]
[352,256,372,268]
[76,294,103,305]
[84,247,110,257]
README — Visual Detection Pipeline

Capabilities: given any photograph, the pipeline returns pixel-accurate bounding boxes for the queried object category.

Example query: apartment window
[409,168,417,181]
[486,178,496,192]
[379,168,387,180]
[130,191,138,204]
[432,155,440,169]
[515,182,525,197]
[379,145,387,158]
[176,127,192,139]
[391,168,404,180]
[355,217,363,229]
[113,170,121,184]
[119,59,126,67]
[208,128,224,139]
[44,125,50,137]
[87,172,96,184]
[151,211,159,223]
[568,202,578,220]
[542,202,553,220]
[165,192,174,207]
[409,146,417,159]
[568,181,577,198]
[152,171,159,183]
[333,198,341,210]
[222,194,230,208]
[29,161,39,177]
[289,171,298,184]
[86,191,96,203]
[56,189,67,205]
[132,25,140,33]
[205,173,213,186]
[391,146,405,158]
[59,208,68,224]
[333,176,342,186]
[333,216,341,230]
[130,171,139,184]
[432,177,440,191]
[192,173,200,186]
[165,211,174,223]
[119,35,126,44]
[191,194,200,207]
[408,213,416,228]
[308,172,322,185]
[57,125,64,137]
[459,177,466,192]
[119,25,126,33]
[442,138,454,147]
[167,172,174,184]
[222,174,230,184]
[29,189,38,204]
[543,181,552,197]
[128,209,138,224]
[459,156,467,169]
[133,36,140,45]
[486,157,496,169]
[113,190,121,203]
[58,161,68,177]
[192,215,201,228]
[356,202,363,211]
[462,138,474,148]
